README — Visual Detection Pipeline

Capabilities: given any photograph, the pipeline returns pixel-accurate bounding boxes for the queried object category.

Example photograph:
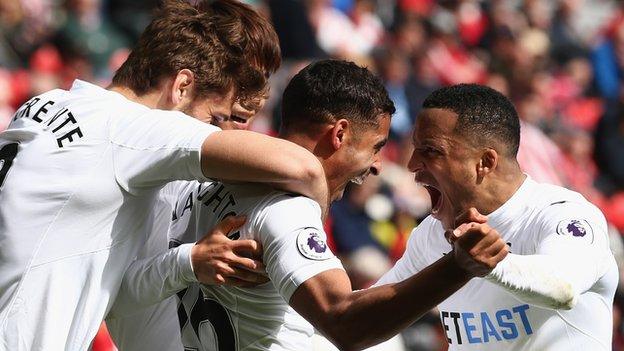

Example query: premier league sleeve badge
[296,228,333,260]
[556,219,595,244]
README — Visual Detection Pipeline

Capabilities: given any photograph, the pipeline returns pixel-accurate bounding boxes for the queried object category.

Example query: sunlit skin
[324,114,390,202]
[408,108,525,230]
[181,91,237,125]
[182,88,265,130]
[281,113,390,206]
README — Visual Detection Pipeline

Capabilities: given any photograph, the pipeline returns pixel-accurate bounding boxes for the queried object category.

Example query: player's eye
[230,115,248,124]
[417,146,442,157]
[373,140,387,154]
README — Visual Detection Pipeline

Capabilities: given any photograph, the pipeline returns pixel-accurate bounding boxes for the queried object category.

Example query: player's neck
[279,132,333,218]
[279,133,317,155]
[108,85,163,110]
[477,170,526,215]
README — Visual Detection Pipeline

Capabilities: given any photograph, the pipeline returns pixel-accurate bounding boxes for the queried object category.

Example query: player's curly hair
[112,0,280,107]
[280,60,395,134]
[422,84,521,157]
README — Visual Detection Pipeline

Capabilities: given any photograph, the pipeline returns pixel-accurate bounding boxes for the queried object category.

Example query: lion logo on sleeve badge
[297,228,333,260]
[556,219,594,244]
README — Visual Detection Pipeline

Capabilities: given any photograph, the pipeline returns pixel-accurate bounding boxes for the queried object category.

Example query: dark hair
[422,84,521,157]
[280,60,395,134]
[112,0,280,105]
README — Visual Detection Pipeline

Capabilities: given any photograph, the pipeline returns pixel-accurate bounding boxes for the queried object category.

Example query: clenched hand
[191,215,269,287]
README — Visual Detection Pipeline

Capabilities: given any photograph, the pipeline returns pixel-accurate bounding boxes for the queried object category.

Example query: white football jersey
[0,80,218,350]
[376,177,618,350]
[108,180,344,350]
[106,181,188,351]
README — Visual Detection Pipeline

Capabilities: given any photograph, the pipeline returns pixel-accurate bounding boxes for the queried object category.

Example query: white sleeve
[108,183,199,319]
[485,201,612,310]
[372,217,433,287]
[107,243,197,319]
[253,195,344,302]
[110,110,220,193]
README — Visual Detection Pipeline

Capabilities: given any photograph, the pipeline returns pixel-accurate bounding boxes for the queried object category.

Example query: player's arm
[294,227,506,351]
[257,198,507,351]
[200,130,329,213]
[290,257,464,350]
[108,216,265,319]
[459,205,612,310]
[111,113,328,213]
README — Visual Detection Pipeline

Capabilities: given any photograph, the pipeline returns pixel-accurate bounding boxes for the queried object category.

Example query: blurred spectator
[554,127,606,206]
[307,0,384,59]
[0,0,58,68]
[592,13,624,99]
[549,0,588,64]
[595,99,624,195]
[28,45,63,95]
[391,14,427,58]
[0,69,14,130]
[54,0,129,79]
[376,49,418,140]
[426,7,487,85]
[517,120,566,186]
[269,0,324,60]
[105,0,158,43]
[559,57,603,130]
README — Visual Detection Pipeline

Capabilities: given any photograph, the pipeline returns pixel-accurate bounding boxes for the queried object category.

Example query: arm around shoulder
[200,130,329,214]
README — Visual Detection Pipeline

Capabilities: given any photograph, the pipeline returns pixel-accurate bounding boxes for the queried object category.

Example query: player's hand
[451,222,508,277]
[445,207,488,244]
[191,215,270,287]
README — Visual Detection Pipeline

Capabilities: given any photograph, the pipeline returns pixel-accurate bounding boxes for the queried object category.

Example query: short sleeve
[534,201,610,254]
[110,110,220,193]
[373,216,435,287]
[533,201,613,292]
[253,195,344,302]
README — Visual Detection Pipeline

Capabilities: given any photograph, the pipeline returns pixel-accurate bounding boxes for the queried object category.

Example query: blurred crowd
[2,0,624,350]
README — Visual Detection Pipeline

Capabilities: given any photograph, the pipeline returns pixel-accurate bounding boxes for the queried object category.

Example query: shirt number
[0,143,18,189]
[177,288,237,351]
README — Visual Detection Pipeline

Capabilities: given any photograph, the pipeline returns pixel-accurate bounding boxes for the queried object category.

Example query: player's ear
[170,69,195,106]
[477,148,498,183]
[331,119,349,151]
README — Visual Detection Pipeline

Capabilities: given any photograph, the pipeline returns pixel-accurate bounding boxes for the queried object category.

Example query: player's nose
[407,151,422,172]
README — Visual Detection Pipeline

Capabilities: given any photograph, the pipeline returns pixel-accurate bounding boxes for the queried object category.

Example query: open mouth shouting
[415,172,444,217]
[422,184,443,216]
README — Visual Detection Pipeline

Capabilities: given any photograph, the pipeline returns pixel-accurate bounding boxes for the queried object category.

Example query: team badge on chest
[296,228,333,260]
[556,219,594,244]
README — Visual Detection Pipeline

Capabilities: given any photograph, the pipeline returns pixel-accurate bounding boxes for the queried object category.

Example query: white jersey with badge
[0,80,218,350]
[375,177,617,350]
[174,181,343,351]
[109,180,344,351]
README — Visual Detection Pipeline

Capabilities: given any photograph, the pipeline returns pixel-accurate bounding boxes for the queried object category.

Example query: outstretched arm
[288,225,507,351]
[201,131,329,214]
